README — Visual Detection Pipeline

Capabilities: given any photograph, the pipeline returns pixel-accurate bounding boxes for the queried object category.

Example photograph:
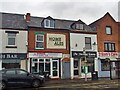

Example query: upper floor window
[8,33,16,46]
[76,24,84,30]
[85,37,91,49]
[44,19,55,28]
[105,26,112,35]
[5,31,19,48]
[104,42,115,51]
[35,34,44,49]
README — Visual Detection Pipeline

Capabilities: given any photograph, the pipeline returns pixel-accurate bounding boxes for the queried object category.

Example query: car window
[0,70,5,74]
[6,70,16,75]
[17,70,28,75]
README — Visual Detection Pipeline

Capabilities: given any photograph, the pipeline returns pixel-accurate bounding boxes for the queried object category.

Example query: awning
[99,58,117,61]
[62,57,70,62]
[2,59,21,63]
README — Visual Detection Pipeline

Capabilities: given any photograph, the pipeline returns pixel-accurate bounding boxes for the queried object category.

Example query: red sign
[99,52,118,57]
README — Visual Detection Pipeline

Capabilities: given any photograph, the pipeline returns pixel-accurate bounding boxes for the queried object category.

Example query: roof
[28,15,95,32]
[0,12,96,32]
[89,12,116,28]
[0,12,27,29]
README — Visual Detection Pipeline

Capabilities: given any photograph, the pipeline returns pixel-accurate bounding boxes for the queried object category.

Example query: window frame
[44,19,55,28]
[75,24,84,30]
[35,34,44,49]
[73,59,79,76]
[104,42,115,52]
[105,26,112,35]
[85,37,91,49]
[101,60,110,71]
[7,33,16,46]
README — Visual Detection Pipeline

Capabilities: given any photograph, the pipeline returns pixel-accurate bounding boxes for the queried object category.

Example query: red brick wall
[118,22,120,52]
[28,28,70,54]
[97,14,119,52]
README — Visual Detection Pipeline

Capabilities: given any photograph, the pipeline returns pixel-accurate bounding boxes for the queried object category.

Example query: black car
[0,68,45,90]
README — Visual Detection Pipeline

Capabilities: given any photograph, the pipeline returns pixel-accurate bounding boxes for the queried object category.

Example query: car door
[5,69,17,86]
[16,69,32,86]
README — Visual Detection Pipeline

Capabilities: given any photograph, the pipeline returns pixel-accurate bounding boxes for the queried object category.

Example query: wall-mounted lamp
[75,43,78,47]
[92,42,97,45]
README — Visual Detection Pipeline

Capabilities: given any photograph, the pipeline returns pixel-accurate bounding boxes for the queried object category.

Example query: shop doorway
[62,61,70,79]
[31,58,59,78]
[52,59,59,78]
[110,61,120,79]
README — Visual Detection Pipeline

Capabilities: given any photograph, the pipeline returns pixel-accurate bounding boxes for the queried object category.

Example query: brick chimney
[26,13,31,22]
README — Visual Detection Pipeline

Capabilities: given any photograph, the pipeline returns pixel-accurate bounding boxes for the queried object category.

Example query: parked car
[32,71,50,80]
[0,68,45,90]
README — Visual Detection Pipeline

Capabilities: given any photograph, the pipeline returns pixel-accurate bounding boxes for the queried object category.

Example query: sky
[0,0,119,24]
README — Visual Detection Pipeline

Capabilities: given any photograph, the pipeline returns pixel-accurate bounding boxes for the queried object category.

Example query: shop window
[104,42,115,52]
[35,34,44,49]
[39,59,44,62]
[39,63,44,74]
[85,37,91,49]
[101,60,110,71]
[45,61,50,74]
[81,58,94,73]
[33,59,38,62]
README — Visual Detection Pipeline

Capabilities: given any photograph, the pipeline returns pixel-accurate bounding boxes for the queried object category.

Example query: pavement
[41,78,120,90]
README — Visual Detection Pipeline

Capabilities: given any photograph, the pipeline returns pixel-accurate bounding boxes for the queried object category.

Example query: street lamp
[83,47,88,81]
[83,47,87,63]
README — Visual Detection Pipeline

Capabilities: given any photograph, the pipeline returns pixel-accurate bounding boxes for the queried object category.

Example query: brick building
[89,12,120,79]
[26,13,71,79]
[25,13,98,79]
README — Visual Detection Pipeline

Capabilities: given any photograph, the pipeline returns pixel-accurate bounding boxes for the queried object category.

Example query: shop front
[110,60,120,79]
[98,52,118,78]
[0,53,27,69]
[71,51,97,78]
[28,53,62,79]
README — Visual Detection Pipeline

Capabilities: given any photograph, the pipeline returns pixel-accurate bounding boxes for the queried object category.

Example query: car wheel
[32,80,40,88]
[0,81,6,90]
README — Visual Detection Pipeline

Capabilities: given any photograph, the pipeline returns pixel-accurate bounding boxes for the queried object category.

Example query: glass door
[31,58,38,73]
[45,59,51,76]
[39,59,44,75]
[52,60,59,78]
[74,60,79,76]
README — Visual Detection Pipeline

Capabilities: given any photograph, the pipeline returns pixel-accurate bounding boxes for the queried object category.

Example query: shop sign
[29,53,62,58]
[72,51,97,58]
[98,52,118,58]
[47,33,66,49]
[0,53,27,60]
